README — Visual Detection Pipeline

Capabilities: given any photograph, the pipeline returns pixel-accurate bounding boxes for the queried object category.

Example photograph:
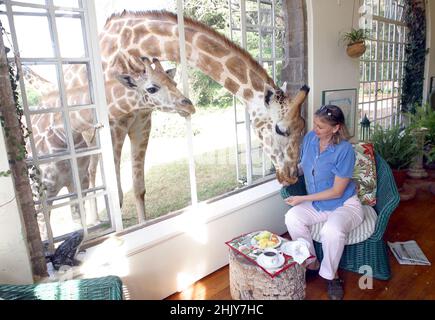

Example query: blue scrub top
[300,130,356,212]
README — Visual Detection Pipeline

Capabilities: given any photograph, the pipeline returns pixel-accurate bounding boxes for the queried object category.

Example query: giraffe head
[114,55,195,117]
[264,83,310,185]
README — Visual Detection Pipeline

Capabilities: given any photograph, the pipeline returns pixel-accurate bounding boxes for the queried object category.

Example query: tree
[184,0,233,109]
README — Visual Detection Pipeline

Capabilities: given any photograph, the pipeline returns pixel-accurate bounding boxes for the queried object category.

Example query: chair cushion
[352,142,377,206]
[310,205,377,245]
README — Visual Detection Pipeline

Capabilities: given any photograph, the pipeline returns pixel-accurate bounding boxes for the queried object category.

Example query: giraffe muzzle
[177,99,196,117]
[275,124,289,137]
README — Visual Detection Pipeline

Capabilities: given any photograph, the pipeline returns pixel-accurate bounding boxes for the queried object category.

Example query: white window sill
[85,179,283,257]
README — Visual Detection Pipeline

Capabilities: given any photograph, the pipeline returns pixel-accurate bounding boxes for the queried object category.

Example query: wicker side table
[229,249,306,300]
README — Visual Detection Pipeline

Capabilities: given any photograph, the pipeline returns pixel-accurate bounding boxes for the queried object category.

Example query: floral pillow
[352,142,377,206]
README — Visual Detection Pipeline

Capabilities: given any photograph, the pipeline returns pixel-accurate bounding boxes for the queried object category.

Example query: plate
[250,231,282,249]
[257,252,285,270]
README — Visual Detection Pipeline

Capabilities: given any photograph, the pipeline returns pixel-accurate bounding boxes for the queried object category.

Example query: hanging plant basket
[346,41,366,58]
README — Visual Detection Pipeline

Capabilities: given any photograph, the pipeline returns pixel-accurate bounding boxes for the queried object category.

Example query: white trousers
[284,195,364,280]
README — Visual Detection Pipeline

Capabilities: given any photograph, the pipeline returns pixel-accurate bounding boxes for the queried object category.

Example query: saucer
[257,252,285,270]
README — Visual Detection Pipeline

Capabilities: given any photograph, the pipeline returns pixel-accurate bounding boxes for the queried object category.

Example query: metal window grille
[228,0,283,185]
[358,0,408,131]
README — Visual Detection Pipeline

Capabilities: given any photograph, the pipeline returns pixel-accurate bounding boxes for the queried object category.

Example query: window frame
[358,0,408,130]
[2,0,122,251]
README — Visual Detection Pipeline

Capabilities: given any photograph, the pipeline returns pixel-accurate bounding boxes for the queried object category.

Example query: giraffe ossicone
[101,10,309,185]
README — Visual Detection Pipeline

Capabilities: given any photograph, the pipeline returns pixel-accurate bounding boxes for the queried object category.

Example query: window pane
[0,13,15,58]
[246,31,259,59]
[246,0,258,25]
[14,0,45,5]
[133,112,191,224]
[53,0,80,8]
[85,195,113,239]
[23,64,60,111]
[49,204,83,239]
[14,15,54,58]
[56,16,86,57]
[260,1,272,26]
[68,108,98,151]
[29,111,70,158]
[192,102,241,202]
[63,63,91,105]
[261,30,273,60]
[81,153,105,194]
[40,158,77,202]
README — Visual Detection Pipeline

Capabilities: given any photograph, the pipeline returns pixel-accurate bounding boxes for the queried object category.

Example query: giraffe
[27,55,195,227]
[95,10,309,185]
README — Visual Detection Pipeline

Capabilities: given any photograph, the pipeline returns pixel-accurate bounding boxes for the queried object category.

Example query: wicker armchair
[280,154,400,280]
[0,275,123,300]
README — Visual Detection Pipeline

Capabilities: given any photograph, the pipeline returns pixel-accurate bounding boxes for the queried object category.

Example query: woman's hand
[285,195,305,206]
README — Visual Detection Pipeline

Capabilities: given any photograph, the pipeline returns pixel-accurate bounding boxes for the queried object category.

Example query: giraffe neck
[101,11,276,113]
[36,80,149,135]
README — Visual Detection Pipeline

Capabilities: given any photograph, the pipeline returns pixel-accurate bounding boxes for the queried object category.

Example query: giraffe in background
[96,10,309,185]
[26,56,195,228]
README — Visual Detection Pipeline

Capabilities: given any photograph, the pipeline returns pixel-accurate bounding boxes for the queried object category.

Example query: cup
[262,248,279,266]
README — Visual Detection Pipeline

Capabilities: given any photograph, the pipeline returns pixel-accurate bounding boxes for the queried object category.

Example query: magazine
[387,240,431,265]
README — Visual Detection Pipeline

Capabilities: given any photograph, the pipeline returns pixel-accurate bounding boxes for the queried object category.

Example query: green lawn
[120,146,244,228]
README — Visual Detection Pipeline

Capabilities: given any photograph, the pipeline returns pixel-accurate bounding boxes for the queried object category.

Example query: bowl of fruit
[250,231,281,249]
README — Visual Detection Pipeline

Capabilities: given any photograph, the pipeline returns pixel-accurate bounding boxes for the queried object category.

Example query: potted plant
[371,123,418,189]
[342,28,368,58]
[408,103,435,169]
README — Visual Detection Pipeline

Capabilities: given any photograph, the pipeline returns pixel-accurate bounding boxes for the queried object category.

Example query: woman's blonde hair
[315,105,351,144]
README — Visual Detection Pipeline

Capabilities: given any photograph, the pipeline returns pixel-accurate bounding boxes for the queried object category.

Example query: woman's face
[313,116,339,141]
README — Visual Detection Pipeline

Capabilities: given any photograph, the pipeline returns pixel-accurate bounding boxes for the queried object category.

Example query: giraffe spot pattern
[141,36,161,58]
[243,89,253,101]
[108,21,125,34]
[175,27,197,43]
[224,78,240,95]
[164,41,181,61]
[147,21,174,37]
[226,56,247,84]
[133,25,148,43]
[196,35,230,58]
[121,28,133,49]
[249,69,264,92]
[197,53,224,79]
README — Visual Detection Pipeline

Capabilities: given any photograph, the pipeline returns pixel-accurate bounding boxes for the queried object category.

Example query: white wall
[0,129,33,285]
[79,181,289,300]
[307,0,360,131]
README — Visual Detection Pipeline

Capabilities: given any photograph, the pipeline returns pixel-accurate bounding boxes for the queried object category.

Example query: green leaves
[401,1,426,111]
[341,28,369,45]
[371,124,418,170]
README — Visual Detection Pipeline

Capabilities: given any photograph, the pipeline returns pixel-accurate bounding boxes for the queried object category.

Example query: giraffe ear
[165,68,177,80]
[280,81,288,93]
[116,74,137,88]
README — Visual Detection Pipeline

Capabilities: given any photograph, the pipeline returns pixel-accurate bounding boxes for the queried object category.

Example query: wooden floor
[167,173,435,300]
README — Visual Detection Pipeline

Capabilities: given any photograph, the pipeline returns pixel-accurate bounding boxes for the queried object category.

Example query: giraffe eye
[146,86,159,94]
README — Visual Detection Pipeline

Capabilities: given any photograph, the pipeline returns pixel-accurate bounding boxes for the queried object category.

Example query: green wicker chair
[280,153,400,280]
[0,275,123,300]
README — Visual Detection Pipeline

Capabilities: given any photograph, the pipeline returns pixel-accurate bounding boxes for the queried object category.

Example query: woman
[284,105,363,300]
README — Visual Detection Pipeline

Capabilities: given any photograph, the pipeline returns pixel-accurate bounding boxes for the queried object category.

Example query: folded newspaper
[387,240,431,265]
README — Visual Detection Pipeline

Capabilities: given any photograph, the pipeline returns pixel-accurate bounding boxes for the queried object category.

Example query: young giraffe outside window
[26,55,195,236]
[57,10,308,225]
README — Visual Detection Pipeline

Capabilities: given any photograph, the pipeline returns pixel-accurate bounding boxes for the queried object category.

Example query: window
[94,0,288,230]
[358,0,407,130]
[1,0,121,252]
[229,0,285,185]
[3,0,289,247]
